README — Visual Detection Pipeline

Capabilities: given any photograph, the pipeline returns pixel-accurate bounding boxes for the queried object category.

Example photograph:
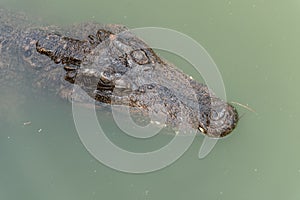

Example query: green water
[1,0,300,199]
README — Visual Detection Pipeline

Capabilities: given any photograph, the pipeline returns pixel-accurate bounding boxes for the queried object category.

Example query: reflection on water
[1,0,300,199]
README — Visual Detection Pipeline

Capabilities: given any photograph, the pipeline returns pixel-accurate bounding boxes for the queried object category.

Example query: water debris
[23,121,32,126]
[231,101,257,114]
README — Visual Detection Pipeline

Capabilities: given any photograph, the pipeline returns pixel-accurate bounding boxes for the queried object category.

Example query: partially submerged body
[0,9,238,138]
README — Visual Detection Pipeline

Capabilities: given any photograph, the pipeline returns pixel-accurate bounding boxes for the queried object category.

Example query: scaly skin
[0,9,238,138]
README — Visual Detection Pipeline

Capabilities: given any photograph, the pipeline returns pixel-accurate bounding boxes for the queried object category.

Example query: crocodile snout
[199,100,238,138]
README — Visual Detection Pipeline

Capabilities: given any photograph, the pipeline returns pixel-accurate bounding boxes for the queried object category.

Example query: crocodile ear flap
[96,29,113,42]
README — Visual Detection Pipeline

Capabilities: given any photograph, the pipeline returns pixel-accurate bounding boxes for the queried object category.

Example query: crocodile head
[36,27,239,138]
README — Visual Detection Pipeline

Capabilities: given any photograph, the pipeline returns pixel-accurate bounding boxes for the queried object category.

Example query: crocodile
[0,9,238,138]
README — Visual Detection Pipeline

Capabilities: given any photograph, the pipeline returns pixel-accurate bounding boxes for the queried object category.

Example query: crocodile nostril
[211,110,219,120]
[130,49,150,65]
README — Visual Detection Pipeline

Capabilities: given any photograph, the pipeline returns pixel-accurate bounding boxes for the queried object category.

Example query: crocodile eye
[130,49,150,65]
[24,49,32,58]
[100,71,113,83]
[96,29,113,42]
